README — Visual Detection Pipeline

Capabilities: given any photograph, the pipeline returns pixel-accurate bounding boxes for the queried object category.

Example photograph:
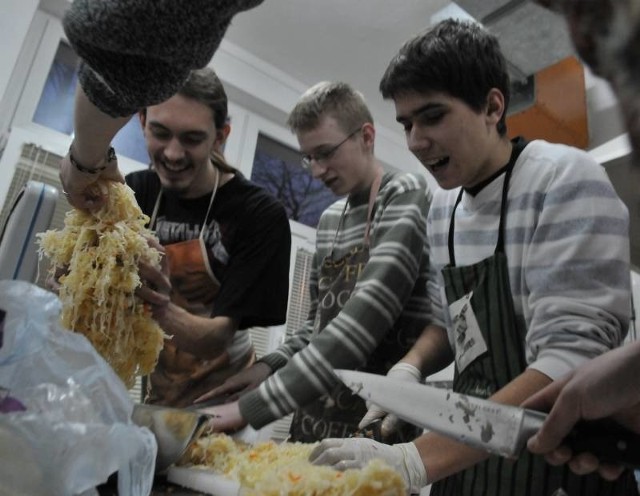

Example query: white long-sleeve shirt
[426,139,631,381]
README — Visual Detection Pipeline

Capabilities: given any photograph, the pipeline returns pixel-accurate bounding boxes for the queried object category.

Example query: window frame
[239,113,317,239]
[3,9,320,242]
[9,14,148,174]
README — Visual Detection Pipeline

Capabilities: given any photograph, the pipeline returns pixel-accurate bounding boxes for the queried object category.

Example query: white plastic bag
[0,280,157,496]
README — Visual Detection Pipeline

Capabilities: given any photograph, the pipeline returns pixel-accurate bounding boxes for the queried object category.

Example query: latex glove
[358,362,422,438]
[309,437,427,495]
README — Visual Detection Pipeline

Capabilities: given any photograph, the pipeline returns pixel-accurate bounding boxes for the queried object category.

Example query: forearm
[547,340,640,421]
[72,85,130,166]
[401,324,453,377]
[269,318,314,362]
[240,338,340,428]
[526,340,640,463]
[157,303,238,359]
[415,368,552,483]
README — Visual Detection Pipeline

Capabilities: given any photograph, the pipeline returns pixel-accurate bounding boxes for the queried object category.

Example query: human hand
[59,145,123,211]
[198,401,248,433]
[194,361,272,404]
[136,238,171,307]
[524,342,640,480]
[309,438,427,495]
[358,362,422,439]
[45,264,68,294]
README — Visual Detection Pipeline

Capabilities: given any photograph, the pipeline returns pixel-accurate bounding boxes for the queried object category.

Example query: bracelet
[69,145,116,174]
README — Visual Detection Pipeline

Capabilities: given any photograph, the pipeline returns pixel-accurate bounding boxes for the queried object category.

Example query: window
[32,42,77,136]
[31,41,149,164]
[266,245,314,442]
[250,133,342,228]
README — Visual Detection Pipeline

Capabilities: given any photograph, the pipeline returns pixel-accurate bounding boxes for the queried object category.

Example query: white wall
[584,67,626,151]
[0,0,39,104]
[589,134,632,165]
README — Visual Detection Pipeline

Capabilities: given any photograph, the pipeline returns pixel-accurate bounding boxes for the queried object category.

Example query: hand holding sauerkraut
[38,181,165,388]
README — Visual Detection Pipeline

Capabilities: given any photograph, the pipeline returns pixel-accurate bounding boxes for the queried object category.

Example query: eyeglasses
[301,127,362,169]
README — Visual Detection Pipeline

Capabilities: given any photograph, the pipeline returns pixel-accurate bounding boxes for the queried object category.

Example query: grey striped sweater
[239,172,433,428]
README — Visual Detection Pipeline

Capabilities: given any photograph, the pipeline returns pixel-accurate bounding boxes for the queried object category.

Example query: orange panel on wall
[507,57,589,149]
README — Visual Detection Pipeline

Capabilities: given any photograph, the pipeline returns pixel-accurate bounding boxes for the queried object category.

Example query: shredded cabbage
[183,433,406,495]
[38,182,165,389]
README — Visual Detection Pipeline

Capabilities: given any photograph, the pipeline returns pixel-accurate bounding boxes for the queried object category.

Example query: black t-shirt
[126,170,291,329]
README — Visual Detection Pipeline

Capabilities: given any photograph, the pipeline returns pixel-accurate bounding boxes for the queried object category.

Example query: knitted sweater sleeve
[63,0,264,117]
[239,174,432,428]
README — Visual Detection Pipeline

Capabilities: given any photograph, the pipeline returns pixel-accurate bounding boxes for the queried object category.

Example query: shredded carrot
[182,432,406,495]
[288,472,302,483]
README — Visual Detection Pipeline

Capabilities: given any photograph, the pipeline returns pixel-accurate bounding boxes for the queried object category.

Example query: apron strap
[494,162,515,255]
[447,189,464,267]
[447,161,516,266]
[363,167,383,246]
[150,165,221,238]
[329,200,350,258]
[150,189,163,231]
[329,165,383,257]
[198,167,220,241]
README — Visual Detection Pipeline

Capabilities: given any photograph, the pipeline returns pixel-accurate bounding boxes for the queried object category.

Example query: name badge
[449,291,487,373]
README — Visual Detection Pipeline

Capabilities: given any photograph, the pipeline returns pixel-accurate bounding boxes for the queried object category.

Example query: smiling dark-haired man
[129,67,291,408]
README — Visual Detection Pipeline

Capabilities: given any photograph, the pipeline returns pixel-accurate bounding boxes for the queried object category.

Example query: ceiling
[223,0,576,137]
[41,0,592,145]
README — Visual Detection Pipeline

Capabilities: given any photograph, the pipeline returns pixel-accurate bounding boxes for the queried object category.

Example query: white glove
[358,362,422,438]
[309,437,427,495]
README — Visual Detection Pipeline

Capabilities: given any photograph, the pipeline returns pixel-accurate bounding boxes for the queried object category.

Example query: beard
[152,156,193,195]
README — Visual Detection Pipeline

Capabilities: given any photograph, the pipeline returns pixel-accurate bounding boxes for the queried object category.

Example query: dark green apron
[289,170,421,444]
[431,162,637,496]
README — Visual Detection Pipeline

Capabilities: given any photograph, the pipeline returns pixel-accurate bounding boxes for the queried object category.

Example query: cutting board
[167,465,241,496]
[165,426,264,495]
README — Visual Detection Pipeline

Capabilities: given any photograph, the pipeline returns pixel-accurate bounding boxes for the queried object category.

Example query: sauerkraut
[38,181,164,388]
[182,433,406,495]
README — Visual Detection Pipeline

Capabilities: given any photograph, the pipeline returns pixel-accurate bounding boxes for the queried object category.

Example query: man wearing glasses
[196,81,435,443]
